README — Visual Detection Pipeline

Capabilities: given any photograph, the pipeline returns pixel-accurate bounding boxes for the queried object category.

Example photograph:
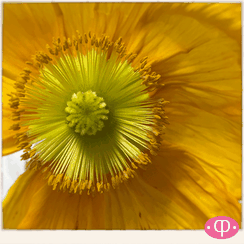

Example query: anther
[140,56,148,63]
[84,33,88,43]
[117,37,122,45]
[25,61,33,66]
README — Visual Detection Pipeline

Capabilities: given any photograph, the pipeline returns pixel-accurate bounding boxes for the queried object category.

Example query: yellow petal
[57,3,152,41]
[163,3,241,43]
[3,169,37,228]
[3,3,65,88]
[139,142,241,228]
[4,3,240,92]
[152,37,241,89]
[3,169,81,229]
[2,76,29,155]
[129,4,241,72]
[153,64,241,198]
[2,104,18,156]
[55,3,241,60]
[2,3,64,154]
[149,4,241,199]
[3,3,241,76]
[164,102,241,199]
[3,165,216,229]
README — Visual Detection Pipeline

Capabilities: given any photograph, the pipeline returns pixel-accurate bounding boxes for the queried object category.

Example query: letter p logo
[205,216,239,239]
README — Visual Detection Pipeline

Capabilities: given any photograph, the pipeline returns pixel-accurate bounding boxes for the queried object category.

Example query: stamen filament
[8,32,168,195]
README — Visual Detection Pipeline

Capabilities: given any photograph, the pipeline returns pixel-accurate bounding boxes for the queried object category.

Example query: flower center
[8,32,168,195]
[65,91,109,136]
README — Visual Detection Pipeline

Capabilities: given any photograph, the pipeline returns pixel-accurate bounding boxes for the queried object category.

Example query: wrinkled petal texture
[3,3,64,155]
[2,3,241,229]
[3,149,241,229]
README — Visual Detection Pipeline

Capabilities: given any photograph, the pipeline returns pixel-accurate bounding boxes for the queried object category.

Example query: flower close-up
[2,3,242,230]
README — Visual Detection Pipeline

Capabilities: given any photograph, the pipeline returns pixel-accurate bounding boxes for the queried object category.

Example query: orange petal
[3,165,217,229]
[3,149,240,230]
[139,142,241,227]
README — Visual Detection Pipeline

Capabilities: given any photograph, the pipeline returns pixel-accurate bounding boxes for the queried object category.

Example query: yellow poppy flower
[2,3,241,229]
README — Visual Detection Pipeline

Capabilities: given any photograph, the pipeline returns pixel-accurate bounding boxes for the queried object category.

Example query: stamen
[8,32,168,195]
